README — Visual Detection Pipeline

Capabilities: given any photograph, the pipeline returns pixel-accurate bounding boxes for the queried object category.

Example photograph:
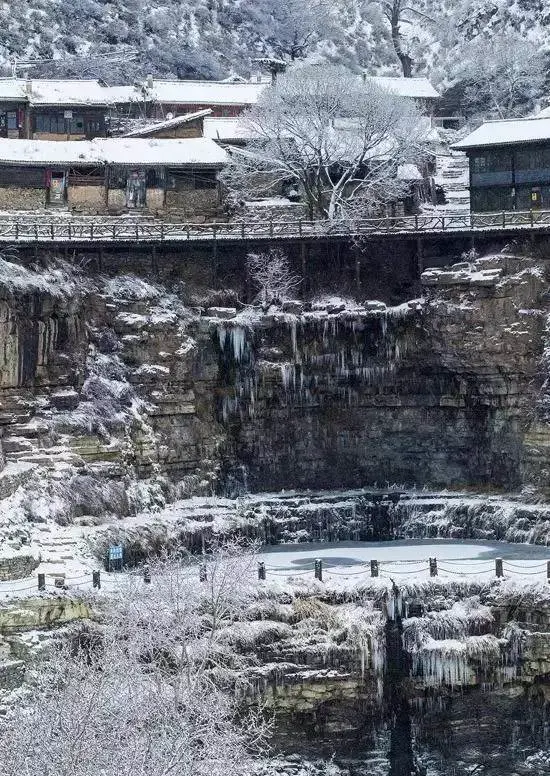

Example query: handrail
[0,209,549,243]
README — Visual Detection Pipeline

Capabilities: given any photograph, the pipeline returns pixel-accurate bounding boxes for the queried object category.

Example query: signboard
[64,110,73,119]
[108,544,123,572]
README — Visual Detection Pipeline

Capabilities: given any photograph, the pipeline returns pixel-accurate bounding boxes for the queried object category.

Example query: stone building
[0,137,227,216]
[453,116,550,212]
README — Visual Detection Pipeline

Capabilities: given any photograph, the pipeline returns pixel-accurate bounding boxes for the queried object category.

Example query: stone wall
[0,554,39,581]
[146,187,165,211]
[68,184,106,212]
[0,187,45,209]
[165,188,219,218]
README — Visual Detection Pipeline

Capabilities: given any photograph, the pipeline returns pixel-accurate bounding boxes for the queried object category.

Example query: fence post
[495,558,504,578]
[547,561,550,584]
[429,557,438,577]
[370,559,379,578]
[530,209,534,227]
[143,564,151,584]
[314,558,323,582]
[92,570,101,590]
[258,562,266,581]
[199,563,207,583]
[38,573,45,591]
[298,219,302,237]
[502,211,506,229]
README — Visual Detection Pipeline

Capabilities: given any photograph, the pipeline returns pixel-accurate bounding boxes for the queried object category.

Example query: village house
[453,117,550,212]
[122,109,212,139]
[126,77,267,119]
[0,137,227,218]
[363,75,441,116]
[0,78,122,140]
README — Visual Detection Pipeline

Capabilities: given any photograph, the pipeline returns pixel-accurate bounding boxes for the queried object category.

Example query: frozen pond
[260,539,550,579]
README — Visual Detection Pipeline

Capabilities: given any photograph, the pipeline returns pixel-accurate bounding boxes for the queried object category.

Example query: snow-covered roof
[95,137,227,166]
[28,79,117,106]
[203,117,257,141]
[365,76,440,100]
[398,163,423,181]
[0,137,227,167]
[453,117,550,150]
[143,80,267,106]
[0,78,27,102]
[123,110,212,138]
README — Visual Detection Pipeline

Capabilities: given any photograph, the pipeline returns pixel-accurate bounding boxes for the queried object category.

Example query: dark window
[471,186,513,212]
[146,167,165,187]
[108,166,128,189]
[472,150,511,174]
[6,111,17,130]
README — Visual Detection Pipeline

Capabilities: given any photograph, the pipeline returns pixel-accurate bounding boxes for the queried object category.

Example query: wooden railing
[0,209,549,243]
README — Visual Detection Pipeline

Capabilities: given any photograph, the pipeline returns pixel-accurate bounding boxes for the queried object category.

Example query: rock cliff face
[1,249,550,553]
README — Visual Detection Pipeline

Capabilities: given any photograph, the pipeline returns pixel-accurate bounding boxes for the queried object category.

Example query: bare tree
[460,33,546,119]
[257,0,333,62]
[0,545,265,776]
[222,65,426,221]
[246,250,301,307]
[370,1,435,77]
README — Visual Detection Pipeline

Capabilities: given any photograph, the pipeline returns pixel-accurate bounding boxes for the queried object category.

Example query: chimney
[146,74,154,90]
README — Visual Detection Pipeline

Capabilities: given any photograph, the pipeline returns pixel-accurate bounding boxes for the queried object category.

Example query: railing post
[186,225,190,240]
[34,223,38,240]
[51,223,54,241]
[495,558,504,578]
[90,223,94,240]
[414,214,418,231]
[298,219,302,237]
[429,557,438,577]
[370,559,379,578]
[502,211,506,229]
[258,562,266,581]
[38,573,45,591]
[441,217,445,232]
[135,223,139,240]
[160,223,164,241]
[547,561,550,584]
[68,223,72,241]
[15,221,19,240]
[92,570,101,589]
[241,222,245,240]
[143,564,151,584]
[530,209,534,227]
[314,558,323,582]
[269,216,273,237]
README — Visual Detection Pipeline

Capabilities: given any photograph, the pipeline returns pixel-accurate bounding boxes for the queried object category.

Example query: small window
[6,111,17,130]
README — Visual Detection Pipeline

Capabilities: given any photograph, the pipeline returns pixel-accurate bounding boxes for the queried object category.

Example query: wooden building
[453,117,550,212]
[122,109,212,139]
[0,137,227,217]
[363,76,441,116]
[132,78,267,119]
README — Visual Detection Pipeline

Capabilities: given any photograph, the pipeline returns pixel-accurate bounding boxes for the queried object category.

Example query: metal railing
[0,209,548,243]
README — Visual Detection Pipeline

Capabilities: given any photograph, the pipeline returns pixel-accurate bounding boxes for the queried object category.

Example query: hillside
[0,0,548,99]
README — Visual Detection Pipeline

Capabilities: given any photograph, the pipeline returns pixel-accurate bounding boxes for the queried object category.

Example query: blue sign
[108,545,123,561]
